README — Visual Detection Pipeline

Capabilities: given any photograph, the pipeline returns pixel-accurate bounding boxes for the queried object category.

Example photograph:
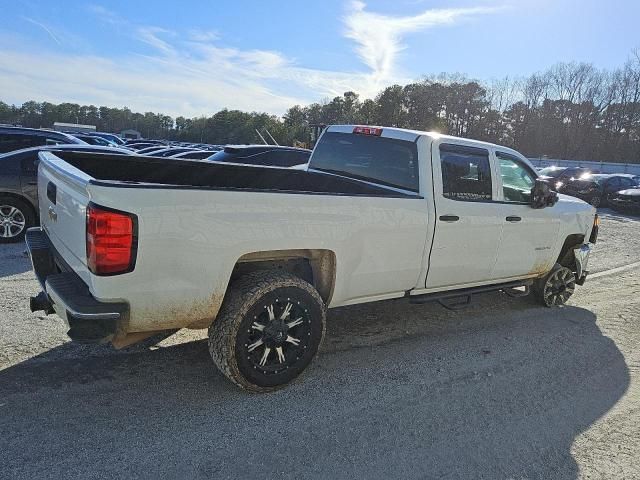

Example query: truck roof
[325,125,525,159]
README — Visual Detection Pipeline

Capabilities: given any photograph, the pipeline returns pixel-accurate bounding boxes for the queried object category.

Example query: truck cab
[309,126,595,294]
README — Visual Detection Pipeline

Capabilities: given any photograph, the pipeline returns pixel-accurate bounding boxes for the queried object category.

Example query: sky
[0,0,639,118]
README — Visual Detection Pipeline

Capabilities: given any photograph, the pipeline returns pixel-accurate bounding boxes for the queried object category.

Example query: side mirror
[531,178,558,209]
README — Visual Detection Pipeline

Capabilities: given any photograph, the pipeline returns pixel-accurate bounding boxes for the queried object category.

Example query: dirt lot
[1,209,639,479]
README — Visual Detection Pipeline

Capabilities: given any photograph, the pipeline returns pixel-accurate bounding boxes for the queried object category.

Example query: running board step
[409,280,533,310]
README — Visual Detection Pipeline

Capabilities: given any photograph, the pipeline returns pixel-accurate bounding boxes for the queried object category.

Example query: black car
[208,145,311,167]
[0,144,131,242]
[538,166,593,188]
[609,188,640,214]
[557,174,638,207]
[0,126,86,154]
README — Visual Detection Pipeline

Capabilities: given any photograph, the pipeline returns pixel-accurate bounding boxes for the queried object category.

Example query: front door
[425,142,504,289]
[492,151,560,279]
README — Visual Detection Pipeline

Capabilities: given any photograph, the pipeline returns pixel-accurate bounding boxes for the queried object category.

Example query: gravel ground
[1,211,639,479]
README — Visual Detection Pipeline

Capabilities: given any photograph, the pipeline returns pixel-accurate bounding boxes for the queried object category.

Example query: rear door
[425,142,504,289]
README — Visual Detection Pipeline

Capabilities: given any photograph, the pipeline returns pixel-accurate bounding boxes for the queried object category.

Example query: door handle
[28,181,38,185]
[506,216,522,222]
[439,215,460,222]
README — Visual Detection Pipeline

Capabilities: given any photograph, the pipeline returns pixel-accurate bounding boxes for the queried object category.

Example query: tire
[589,195,601,208]
[533,264,576,307]
[208,270,326,392]
[0,197,35,244]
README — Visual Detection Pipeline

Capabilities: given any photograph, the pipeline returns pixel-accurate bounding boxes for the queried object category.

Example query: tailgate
[38,151,93,279]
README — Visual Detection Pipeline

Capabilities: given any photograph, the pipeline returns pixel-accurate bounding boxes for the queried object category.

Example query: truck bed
[36,149,430,334]
[54,151,419,198]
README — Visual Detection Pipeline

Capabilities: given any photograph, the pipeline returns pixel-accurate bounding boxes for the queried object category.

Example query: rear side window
[439,144,492,201]
[310,131,419,192]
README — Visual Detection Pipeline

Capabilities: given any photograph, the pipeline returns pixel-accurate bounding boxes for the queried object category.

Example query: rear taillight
[353,126,382,136]
[86,204,137,275]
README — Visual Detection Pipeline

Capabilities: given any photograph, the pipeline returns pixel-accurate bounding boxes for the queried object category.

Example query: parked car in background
[89,132,126,146]
[538,166,592,189]
[0,126,86,154]
[69,133,120,147]
[609,187,640,215]
[126,142,165,150]
[0,144,131,242]
[125,139,165,146]
[136,145,168,155]
[170,150,214,160]
[208,145,311,167]
[557,174,638,207]
[145,147,198,157]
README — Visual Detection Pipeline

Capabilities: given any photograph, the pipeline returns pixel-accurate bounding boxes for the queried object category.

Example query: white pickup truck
[27,125,598,391]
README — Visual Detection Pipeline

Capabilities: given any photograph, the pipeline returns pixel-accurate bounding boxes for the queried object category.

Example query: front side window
[439,144,492,201]
[497,152,535,203]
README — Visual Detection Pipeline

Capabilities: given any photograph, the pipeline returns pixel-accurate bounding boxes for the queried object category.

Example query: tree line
[1,50,639,162]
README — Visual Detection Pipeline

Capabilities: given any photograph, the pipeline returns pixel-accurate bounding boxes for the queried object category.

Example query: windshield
[310,131,419,192]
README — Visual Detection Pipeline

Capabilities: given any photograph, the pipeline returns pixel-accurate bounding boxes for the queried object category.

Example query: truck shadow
[0,300,629,480]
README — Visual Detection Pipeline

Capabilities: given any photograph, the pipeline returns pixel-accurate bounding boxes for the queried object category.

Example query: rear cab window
[310,131,419,192]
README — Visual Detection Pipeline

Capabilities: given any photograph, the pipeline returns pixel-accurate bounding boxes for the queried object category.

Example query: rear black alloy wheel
[0,198,34,243]
[208,271,325,392]
[535,265,576,307]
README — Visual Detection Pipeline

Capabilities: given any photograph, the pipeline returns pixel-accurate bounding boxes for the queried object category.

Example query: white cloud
[0,2,502,117]
[343,1,500,91]
[135,27,177,56]
[188,29,220,43]
[21,16,61,46]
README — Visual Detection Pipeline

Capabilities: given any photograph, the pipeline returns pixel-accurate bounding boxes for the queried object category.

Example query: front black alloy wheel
[208,270,325,392]
[534,264,576,307]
